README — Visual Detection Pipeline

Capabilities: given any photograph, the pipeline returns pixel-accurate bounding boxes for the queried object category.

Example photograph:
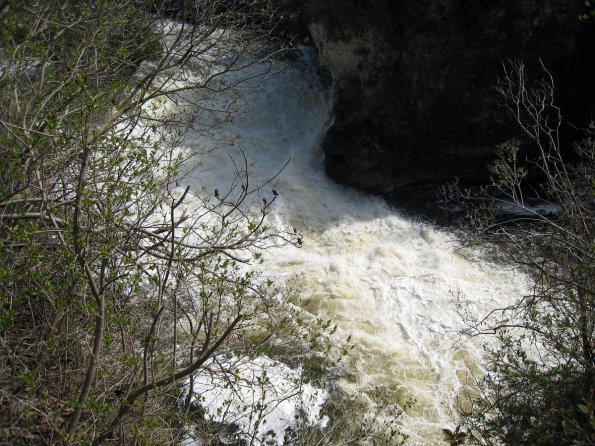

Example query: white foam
[184,356,328,446]
[170,46,528,444]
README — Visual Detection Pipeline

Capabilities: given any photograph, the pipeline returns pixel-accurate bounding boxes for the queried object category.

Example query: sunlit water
[167,46,527,445]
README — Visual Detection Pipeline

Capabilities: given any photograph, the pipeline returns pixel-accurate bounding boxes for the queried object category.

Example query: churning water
[169,46,527,444]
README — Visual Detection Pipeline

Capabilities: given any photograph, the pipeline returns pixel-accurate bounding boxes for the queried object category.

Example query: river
[170,46,527,445]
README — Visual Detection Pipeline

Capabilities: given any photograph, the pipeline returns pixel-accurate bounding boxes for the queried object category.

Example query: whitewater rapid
[172,47,527,445]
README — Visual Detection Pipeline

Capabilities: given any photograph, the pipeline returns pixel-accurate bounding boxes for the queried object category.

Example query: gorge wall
[290,0,595,204]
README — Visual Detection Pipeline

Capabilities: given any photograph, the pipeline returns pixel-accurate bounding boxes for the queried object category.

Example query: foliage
[580,0,595,23]
[450,61,595,445]
[0,1,340,444]
[507,0,565,48]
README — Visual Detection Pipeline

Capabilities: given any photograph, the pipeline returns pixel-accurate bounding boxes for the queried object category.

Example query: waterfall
[173,46,527,445]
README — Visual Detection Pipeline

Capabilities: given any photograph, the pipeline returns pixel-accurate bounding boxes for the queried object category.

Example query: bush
[0,1,324,444]
[450,61,595,445]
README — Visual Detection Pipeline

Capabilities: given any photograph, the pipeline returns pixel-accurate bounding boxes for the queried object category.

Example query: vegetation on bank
[0,1,302,444]
[450,61,595,445]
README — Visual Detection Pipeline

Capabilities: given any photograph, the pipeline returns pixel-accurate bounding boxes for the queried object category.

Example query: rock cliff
[298,0,595,204]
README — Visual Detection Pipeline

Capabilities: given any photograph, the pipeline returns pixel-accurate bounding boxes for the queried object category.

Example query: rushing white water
[170,47,528,445]
[184,356,329,446]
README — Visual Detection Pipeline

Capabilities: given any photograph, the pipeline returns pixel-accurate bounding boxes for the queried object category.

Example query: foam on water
[172,46,527,444]
[184,356,328,446]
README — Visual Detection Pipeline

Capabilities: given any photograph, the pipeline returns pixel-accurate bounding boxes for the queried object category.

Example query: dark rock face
[301,0,595,199]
